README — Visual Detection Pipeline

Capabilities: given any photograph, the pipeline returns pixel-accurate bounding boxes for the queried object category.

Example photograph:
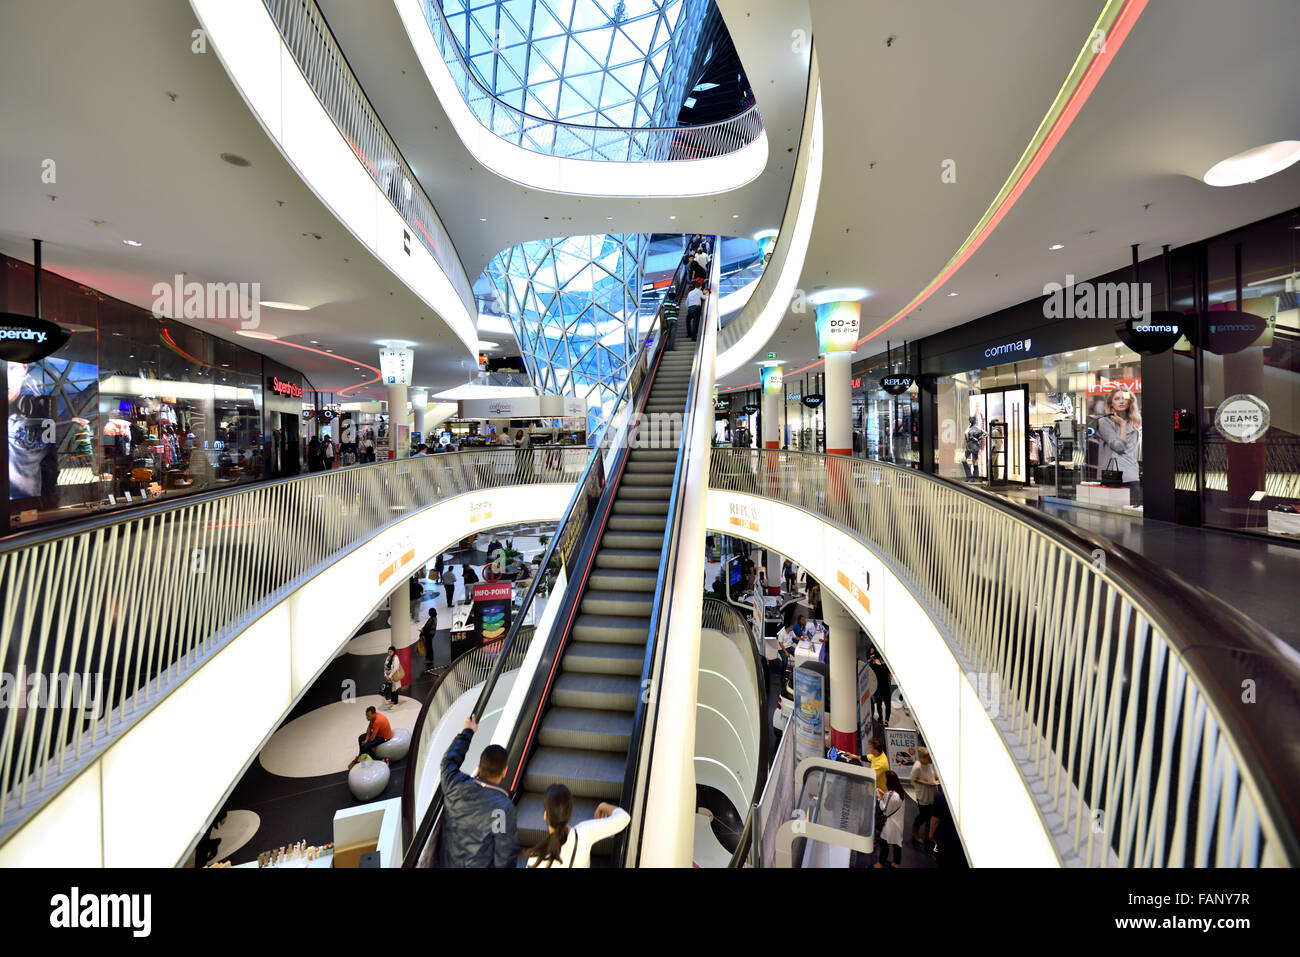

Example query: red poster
[1086,376,1141,396]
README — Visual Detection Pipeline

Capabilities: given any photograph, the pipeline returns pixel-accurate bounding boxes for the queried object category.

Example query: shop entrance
[968,385,1029,486]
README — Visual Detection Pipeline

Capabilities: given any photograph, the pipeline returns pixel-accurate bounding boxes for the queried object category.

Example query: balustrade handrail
[262,0,476,316]
[708,447,1300,867]
[415,0,763,163]
[0,448,580,835]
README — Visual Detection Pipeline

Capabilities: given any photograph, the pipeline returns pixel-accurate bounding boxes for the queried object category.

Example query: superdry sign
[0,313,71,362]
[270,376,303,399]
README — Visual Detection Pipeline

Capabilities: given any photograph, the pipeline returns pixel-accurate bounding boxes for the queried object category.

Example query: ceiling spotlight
[732,214,740,219]
[259,301,310,311]
[1048,243,1065,251]
[122,239,142,247]
[1203,140,1300,186]
[947,292,959,297]
[807,287,871,305]
[479,217,487,222]
[220,152,251,167]
[669,215,677,220]
[310,340,320,344]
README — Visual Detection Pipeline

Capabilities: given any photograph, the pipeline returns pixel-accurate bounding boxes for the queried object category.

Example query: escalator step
[524,746,626,800]
[562,641,645,676]
[588,567,658,592]
[580,591,653,617]
[600,530,665,550]
[552,671,640,710]
[594,548,660,571]
[538,706,634,751]
[572,614,651,644]
[607,514,667,532]
[612,500,670,516]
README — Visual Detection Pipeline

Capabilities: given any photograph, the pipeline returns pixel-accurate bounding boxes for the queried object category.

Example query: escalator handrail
[616,238,721,866]
[401,260,687,867]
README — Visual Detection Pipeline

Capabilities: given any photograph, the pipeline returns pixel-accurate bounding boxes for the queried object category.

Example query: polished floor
[1038,502,1300,649]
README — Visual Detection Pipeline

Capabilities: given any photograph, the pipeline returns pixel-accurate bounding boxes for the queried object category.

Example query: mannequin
[963,415,987,481]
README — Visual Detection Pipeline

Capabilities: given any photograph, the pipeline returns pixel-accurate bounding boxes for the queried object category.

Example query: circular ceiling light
[122,239,142,247]
[947,291,959,297]
[1203,141,1300,186]
[220,153,251,167]
[807,287,870,305]
[235,330,279,340]
[259,301,310,311]
[1048,243,1065,251]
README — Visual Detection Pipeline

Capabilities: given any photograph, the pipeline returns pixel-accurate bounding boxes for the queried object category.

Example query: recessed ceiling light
[479,217,487,222]
[669,215,677,220]
[947,292,959,297]
[259,300,310,311]
[606,216,613,220]
[122,239,142,247]
[1203,140,1300,186]
[1048,243,1065,251]
[310,340,320,344]
[807,287,871,305]
[732,214,740,219]
[325,349,333,353]
[220,153,251,167]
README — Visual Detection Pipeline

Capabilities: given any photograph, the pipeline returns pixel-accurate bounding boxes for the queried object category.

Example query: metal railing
[0,449,579,833]
[402,256,682,866]
[708,447,1300,867]
[415,0,763,163]
[262,0,476,316]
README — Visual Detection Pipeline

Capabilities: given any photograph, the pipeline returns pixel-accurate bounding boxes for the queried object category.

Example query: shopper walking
[321,434,335,470]
[524,784,630,868]
[910,747,939,850]
[409,573,424,623]
[307,435,322,472]
[420,609,441,675]
[442,564,458,607]
[875,770,905,867]
[462,563,479,592]
[869,650,892,725]
[440,714,518,868]
[382,645,404,710]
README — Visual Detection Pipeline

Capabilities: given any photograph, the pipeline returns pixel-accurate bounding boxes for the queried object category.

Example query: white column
[820,593,860,753]
[411,389,428,445]
[823,351,852,456]
[388,385,408,459]
[760,363,783,450]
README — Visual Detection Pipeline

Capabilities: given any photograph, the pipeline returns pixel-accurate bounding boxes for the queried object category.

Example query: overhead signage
[378,346,414,386]
[742,403,759,415]
[318,408,337,422]
[269,376,303,399]
[879,375,914,395]
[0,313,72,362]
[1214,394,1270,444]
[1114,311,1184,356]
[714,398,731,411]
[814,300,861,354]
[301,410,313,421]
[1193,302,1274,355]
[760,365,784,395]
[801,393,824,409]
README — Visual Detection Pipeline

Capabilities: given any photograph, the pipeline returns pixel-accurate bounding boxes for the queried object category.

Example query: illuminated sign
[742,404,759,415]
[880,375,914,395]
[801,393,824,409]
[814,300,860,354]
[269,376,303,399]
[379,346,414,386]
[984,337,1032,360]
[760,365,784,395]
[1115,311,1184,356]
[1086,377,1142,396]
[0,313,71,362]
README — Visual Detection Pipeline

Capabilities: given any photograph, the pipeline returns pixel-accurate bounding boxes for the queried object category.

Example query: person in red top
[348,706,392,770]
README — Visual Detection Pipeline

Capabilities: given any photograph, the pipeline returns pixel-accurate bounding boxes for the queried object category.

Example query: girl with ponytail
[525,784,630,869]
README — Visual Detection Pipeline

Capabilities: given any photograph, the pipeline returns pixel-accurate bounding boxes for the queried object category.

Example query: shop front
[2,254,312,533]
[851,354,921,468]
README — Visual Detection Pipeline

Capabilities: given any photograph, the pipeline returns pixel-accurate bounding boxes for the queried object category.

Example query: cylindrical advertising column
[823,352,852,457]
[760,363,783,450]
[821,593,860,754]
[387,385,408,459]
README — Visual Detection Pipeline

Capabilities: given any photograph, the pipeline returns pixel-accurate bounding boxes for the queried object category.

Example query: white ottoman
[348,757,391,801]
[374,728,411,761]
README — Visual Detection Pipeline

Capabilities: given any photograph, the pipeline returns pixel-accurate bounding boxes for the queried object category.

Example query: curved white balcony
[394,0,769,197]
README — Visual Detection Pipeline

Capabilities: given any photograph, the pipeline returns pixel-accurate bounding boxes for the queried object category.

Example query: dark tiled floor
[1038,503,1300,648]
[215,608,446,866]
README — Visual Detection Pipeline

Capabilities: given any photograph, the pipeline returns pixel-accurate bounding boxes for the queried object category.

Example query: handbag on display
[1100,456,1124,487]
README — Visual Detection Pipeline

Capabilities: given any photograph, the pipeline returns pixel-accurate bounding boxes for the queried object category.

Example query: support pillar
[411,389,428,447]
[821,593,860,754]
[387,582,414,691]
[815,301,861,514]
[388,385,409,459]
[760,362,783,499]
[823,351,853,457]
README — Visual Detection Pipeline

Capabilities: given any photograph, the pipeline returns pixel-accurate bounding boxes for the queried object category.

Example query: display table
[794,636,825,666]
[1076,483,1132,507]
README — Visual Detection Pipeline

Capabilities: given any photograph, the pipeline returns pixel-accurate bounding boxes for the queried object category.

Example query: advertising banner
[760,364,784,395]
[857,661,875,756]
[793,665,825,764]
[814,301,860,354]
[884,726,919,781]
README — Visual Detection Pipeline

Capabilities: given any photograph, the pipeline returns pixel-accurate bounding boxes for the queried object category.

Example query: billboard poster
[472,580,513,653]
[857,660,875,756]
[793,665,825,764]
[760,364,783,395]
[884,726,919,781]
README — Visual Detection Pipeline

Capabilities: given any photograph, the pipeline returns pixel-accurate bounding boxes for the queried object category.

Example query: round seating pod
[348,757,391,801]
[374,728,412,761]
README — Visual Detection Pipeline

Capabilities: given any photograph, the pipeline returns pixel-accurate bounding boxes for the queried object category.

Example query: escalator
[512,338,697,865]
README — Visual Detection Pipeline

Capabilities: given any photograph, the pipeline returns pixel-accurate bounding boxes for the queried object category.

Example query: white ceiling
[718,0,1300,388]
[3,0,1297,401]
